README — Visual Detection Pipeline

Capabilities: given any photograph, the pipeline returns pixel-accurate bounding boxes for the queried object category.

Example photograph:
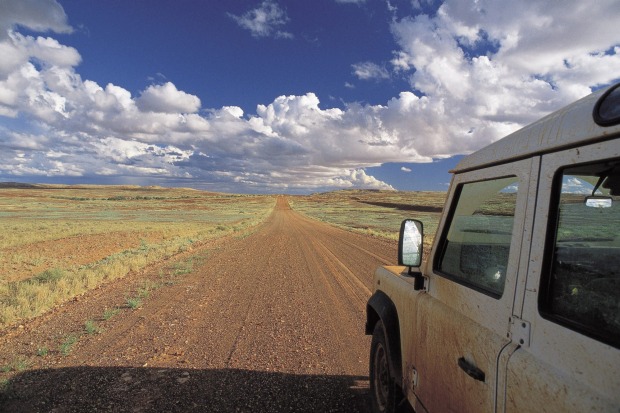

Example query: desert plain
[0,184,445,412]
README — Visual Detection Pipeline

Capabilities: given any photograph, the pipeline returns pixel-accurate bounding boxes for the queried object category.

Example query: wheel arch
[366,290,403,388]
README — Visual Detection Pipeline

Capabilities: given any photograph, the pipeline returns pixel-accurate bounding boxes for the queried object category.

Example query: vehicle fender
[366,290,403,387]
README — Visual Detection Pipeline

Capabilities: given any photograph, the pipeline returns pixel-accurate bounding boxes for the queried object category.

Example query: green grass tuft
[102,307,120,320]
[59,335,78,356]
[126,297,142,310]
[33,268,64,284]
[84,320,100,335]
[2,357,31,372]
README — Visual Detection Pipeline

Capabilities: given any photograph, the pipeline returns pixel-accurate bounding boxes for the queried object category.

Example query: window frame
[539,158,620,349]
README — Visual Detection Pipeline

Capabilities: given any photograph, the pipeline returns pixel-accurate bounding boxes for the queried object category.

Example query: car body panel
[367,83,620,413]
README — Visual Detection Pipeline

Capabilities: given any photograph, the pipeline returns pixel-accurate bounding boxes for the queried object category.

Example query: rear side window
[541,159,620,347]
[436,177,519,298]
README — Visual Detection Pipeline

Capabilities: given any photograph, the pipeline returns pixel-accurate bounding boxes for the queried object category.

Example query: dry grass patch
[0,186,275,328]
[290,189,447,252]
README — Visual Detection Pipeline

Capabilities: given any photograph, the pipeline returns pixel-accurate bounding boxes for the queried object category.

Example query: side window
[436,176,519,297]
[541,159,620,347]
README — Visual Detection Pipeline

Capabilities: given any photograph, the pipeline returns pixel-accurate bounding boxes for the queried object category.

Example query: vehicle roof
[453,84,620,173]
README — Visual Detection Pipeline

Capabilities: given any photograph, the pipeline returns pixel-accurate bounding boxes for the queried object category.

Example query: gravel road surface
[0,197,397,412]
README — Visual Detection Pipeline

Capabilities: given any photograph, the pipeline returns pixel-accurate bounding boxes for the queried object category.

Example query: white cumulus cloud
[229,1,293,39]
[352,62,391,81]
[136,82,201,114]
[0,0,72,40]
[385,0,620,158]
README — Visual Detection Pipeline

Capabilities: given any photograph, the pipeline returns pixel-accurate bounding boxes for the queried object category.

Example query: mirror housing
[398,219,426,290]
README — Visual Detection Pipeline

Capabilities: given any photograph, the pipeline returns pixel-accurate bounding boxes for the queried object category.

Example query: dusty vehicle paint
[367,84,620,413]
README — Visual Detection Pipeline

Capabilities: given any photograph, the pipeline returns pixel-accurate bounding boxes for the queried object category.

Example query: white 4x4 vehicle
[366,83,620,413]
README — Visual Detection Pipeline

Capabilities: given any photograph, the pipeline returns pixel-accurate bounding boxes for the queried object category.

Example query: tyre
[370,320,402,413]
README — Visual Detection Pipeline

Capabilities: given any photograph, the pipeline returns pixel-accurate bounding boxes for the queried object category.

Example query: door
[506,141,620,412]
[412,159,534,413]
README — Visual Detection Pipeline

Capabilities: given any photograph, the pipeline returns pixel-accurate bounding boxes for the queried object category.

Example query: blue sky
[0,0,619,194]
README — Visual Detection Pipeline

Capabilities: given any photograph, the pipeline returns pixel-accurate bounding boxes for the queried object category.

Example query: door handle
[458,357,486,382]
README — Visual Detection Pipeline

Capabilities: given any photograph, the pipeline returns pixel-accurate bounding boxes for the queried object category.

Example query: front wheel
[369,320,401,413]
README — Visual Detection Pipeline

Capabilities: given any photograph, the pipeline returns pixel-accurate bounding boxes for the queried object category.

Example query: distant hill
[0,182,143,190]
[0,182,222,196]
[0,182,41,189]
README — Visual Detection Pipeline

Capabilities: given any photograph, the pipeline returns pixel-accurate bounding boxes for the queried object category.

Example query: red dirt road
[0,197,397,412]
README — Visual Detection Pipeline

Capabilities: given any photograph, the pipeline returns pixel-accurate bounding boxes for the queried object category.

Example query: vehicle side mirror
[399,218,424,266]
[398,219,425,290]
[585,196,613,208]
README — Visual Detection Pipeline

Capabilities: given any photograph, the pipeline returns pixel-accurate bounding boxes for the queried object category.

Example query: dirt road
[0,197,397,412]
